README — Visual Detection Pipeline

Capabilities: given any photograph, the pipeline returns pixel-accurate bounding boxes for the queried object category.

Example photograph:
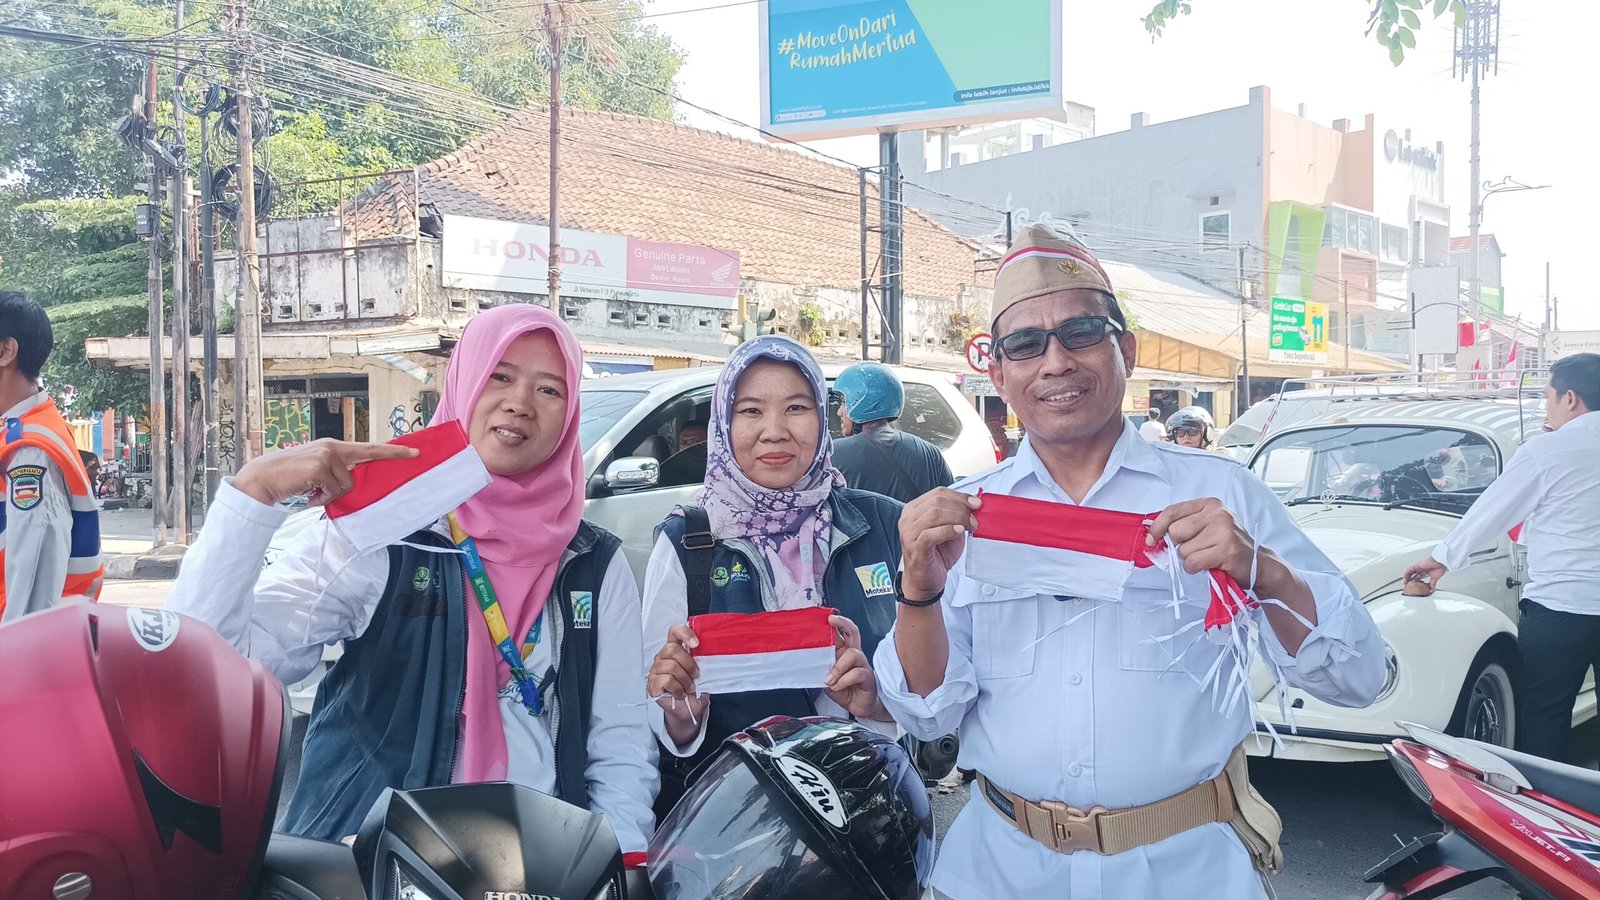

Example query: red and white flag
[688,606,838,695]
[325,421,492,554]
[965,491,1258,632]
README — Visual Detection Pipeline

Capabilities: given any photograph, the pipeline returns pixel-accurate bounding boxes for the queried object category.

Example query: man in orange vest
[0,291,102,621]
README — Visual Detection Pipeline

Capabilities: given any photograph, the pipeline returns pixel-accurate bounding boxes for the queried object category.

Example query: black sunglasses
[992,315,1122,362]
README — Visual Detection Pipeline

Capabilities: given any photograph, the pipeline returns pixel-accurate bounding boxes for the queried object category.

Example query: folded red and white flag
[965,491,1258,631]
[688,606,838,695]
[325,421,492,554]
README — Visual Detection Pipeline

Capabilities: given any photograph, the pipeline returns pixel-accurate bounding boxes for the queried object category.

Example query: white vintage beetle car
[1243,385,1594,762]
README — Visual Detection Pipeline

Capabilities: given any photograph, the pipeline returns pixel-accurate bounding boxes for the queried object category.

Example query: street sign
[961,374,997,397]
[1268,298,1328,364]
[965,332,994,373]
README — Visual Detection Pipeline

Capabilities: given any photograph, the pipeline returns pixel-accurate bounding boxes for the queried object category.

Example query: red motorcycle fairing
[1367,739,1600,899]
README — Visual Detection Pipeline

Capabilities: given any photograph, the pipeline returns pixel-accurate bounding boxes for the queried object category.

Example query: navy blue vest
[658,488,903,748]
[278,520,621,840]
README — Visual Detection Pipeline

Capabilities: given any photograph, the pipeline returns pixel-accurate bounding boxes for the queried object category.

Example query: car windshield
[1250,425,1499,506]
[578,390,647,451]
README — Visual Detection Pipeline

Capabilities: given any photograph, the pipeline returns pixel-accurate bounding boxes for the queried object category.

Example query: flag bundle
[967,491,1259,632]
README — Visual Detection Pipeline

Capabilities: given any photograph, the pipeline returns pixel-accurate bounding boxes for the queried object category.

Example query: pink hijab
[429,304,585,783]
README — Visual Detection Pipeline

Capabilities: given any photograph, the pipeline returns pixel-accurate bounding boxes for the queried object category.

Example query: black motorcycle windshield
[648,753,867,900]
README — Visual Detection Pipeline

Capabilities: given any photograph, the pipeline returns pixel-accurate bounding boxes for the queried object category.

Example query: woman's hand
[234,438,417,507]
[824,615,890,722]
[649,623,709,748]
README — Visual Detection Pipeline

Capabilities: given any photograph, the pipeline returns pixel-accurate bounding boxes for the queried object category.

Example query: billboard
[1551,330,1600,361]
[1269,298,1328,364]
[759,0,1063,140]
[441,215,741,310]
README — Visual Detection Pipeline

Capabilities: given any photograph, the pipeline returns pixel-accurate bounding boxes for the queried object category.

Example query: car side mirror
[604,457,660,491]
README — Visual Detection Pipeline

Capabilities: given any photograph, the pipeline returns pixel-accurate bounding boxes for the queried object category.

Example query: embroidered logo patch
[570,591,593,629]
[729,561,750,583]
[8,464,45,511]
[854,562,895,598]
[412,566,432,593]
[711,566,730,588]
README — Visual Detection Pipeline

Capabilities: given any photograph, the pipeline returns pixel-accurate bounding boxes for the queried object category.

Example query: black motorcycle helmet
[648,716,934,900]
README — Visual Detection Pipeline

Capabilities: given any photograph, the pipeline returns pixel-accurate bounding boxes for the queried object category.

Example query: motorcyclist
[830,361,953,503]
[1166,405,1228,453]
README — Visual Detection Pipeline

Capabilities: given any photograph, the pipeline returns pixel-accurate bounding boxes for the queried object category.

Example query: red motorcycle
[1365,722,1600,899]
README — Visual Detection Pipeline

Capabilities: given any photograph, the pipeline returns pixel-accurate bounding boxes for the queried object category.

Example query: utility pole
[143,54,169,547]
[879,132,903,365]
[199,79,221,502]
[1342,279,1350,372]
[545,0,564,307]
[230,0,264,460]
[169,0,190,541]
[1455,1,1500,372]
[1541,261,1551,364]
[1237,245,1250,415]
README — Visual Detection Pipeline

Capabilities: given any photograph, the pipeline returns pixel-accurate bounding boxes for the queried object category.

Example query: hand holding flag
[234,438,419,507]
[824,615,889,721]
[898,488,982,602]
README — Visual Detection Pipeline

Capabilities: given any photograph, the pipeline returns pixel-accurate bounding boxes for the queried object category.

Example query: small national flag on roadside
[324,421,492,554]
[688,606,838,695]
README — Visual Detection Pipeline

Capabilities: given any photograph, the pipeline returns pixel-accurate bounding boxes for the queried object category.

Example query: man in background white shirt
[1406,353,1600,762]
[1139,407,1166,441]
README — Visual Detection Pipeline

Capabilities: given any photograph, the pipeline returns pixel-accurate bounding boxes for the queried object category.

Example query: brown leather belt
[977,769,1237,856]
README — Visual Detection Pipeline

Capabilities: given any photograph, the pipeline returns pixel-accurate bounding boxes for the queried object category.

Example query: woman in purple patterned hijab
[695,335,844,605]
[641,335,907,796]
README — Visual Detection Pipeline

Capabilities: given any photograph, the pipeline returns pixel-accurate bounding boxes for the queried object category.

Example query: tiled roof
[1449,233,1499,253]
[352,107,987,299]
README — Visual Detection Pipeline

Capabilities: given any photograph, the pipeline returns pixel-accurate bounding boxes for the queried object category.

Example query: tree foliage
[0,194,152,411]
[1142,0,1467,65]
[0,0,684,413]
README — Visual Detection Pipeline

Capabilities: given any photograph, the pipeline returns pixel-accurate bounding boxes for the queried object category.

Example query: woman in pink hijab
[165,304,657,853]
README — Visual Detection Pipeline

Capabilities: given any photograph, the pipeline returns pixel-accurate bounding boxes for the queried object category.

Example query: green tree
[1142,0,1467,65]
[0,193,150,412]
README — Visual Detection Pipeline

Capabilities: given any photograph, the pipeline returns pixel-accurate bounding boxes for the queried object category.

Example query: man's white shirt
[166,481,658,851]
[1433,411,1600,615]
[874,422,1385,900]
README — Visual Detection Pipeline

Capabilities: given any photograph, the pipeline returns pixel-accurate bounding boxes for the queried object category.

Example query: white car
[1243,387,1595,762]
[580,364,999,580]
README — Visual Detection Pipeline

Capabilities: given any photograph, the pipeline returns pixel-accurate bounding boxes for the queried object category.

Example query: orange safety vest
[0,397,104,616]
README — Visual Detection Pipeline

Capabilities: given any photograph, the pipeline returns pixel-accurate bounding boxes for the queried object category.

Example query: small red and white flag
[965,491,1258,632]
[688,606,838,695]
[325,421,492,554]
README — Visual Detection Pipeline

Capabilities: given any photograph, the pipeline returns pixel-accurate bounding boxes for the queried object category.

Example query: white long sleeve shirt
[2,392,73,621]
[1432,410,1600,615]
[874,424,1385,900]
[166,481,658,851]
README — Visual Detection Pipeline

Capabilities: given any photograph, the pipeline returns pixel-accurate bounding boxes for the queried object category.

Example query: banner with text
[441,215,741,310]
[1269,298,1329,364]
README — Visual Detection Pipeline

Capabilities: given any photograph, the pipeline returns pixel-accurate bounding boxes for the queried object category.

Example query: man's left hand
[1146,497,1257,585]
[824,615,890,721]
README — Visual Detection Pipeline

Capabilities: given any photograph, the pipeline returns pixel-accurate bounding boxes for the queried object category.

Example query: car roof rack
[1275,369,1547,403]
[1254,369,1547,447]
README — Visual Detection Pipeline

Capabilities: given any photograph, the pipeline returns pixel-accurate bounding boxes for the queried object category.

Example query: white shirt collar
[1,390,48,421]
[992,419,1171,503]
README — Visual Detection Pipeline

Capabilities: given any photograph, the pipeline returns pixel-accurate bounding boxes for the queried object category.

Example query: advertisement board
[441,215,741,310]
[759,0,1063,140]
[1269,297,1329,364]
[1551,330,1600,361]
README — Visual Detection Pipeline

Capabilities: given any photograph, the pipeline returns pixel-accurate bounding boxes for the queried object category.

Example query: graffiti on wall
[388,391,440,437]
[264,399,313,450]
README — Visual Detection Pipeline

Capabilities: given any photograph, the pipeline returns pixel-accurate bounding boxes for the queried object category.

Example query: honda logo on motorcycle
[484,893,560,900]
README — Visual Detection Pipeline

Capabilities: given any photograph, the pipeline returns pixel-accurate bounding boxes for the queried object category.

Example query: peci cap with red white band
[991,222,1116,329]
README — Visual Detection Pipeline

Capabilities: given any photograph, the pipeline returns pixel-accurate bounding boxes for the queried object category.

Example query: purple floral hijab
[688,335,844,607]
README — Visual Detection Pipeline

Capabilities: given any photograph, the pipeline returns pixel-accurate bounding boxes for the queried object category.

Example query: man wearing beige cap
[872,224,1384,898]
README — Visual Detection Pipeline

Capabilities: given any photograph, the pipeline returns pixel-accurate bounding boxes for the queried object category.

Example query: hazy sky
[641,0,1593,330]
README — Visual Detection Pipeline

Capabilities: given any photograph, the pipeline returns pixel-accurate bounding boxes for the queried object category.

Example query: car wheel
[1449,657,1517,748]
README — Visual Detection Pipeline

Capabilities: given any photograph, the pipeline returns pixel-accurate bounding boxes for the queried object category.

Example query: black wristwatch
[894,570,943,608]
